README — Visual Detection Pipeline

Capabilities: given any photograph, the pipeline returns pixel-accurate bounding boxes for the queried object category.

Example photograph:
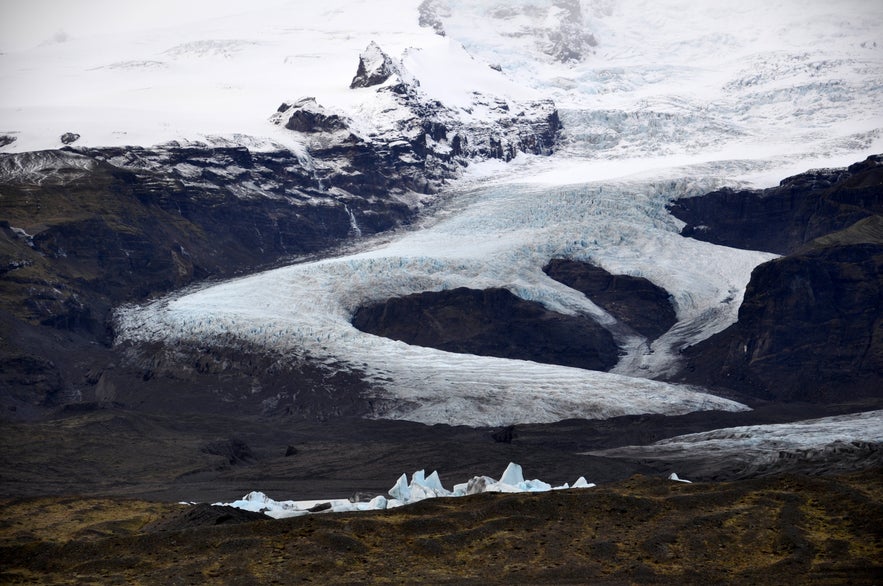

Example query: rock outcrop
[677,183,883,403]
[351,287,619,371]
[668,154,883,254]
[350,41,405,89]
[277,98,347,133]
[543,258,676,340]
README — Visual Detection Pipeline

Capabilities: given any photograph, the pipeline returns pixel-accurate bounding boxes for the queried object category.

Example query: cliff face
[675,163,883,403]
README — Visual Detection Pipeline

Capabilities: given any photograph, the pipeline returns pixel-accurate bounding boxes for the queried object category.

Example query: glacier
[588,410,883,477]
[4,1,882,425]
[97,0,883,426]
[114,173,765,425]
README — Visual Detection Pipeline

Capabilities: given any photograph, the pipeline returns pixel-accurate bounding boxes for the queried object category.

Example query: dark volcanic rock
[60,132,80,145]
[352,287,619,371]
[680,216,883,402]
[0,146,411,414]
[543,258,676,340]
[278,97,348,133]
[668,154,883,254]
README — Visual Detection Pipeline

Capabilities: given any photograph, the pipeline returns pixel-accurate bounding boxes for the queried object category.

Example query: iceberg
[214,462,597,518]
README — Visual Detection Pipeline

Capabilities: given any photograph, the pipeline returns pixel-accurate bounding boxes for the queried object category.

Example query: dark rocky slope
[673,156,883,403]
[0,147,408,416]
[352,286,619,371]
[668,154,883,254]
[543,258,676,340]
[679,217,883,402]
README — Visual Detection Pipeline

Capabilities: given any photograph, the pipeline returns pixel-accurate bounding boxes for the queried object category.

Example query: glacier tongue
[31,0,877,426]
[115,171,765,426]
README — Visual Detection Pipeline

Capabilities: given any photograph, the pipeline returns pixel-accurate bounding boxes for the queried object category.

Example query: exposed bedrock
[679,216,883,402]
[668,154,883,254]
[351,287,619,371]
[0,146,411,415]
[543,258,676,340]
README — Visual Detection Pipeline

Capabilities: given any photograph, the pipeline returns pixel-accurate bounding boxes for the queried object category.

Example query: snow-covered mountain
[2,1,882,429]
[2,0,880,166]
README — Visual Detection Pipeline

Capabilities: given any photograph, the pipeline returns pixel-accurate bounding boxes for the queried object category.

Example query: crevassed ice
[115,174,766,426]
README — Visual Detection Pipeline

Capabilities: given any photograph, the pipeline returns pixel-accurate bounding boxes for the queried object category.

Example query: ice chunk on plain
[424,470,447,494]
[500,462,524,486]
[572,476,596,488]
[389,473,411,501]
[217,462,599,517]
[668,472,692,483]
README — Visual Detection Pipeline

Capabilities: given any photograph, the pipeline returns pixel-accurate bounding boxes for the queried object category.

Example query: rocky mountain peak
[269,44,561,199]
[350,41,409,89]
